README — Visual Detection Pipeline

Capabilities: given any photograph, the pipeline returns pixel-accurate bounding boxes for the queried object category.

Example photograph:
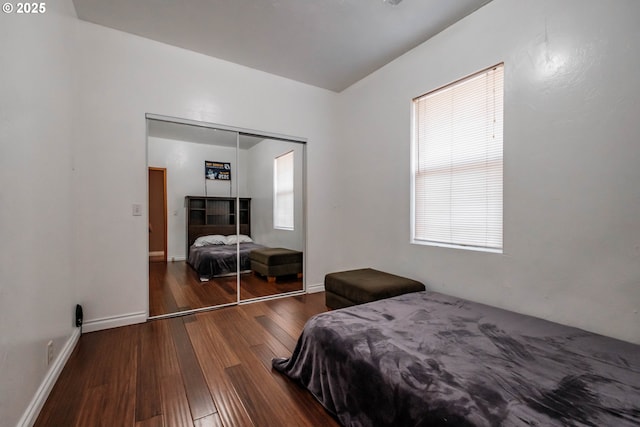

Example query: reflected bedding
[188,242,265,281]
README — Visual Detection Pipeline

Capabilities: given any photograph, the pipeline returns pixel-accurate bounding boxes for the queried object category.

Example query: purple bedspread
[188,242,264,281]
[273,291,640,426]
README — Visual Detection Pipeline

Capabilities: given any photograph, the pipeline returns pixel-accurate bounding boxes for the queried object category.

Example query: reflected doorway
[148,167,167,262]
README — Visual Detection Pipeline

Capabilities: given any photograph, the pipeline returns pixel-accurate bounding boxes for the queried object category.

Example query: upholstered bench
[250,247,303,282]
[324,268,425,309]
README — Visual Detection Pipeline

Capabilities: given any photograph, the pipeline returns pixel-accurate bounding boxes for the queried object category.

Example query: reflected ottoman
[250,247,303,282]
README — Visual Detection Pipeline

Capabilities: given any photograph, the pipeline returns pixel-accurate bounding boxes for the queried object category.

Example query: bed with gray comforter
[188,242,264,281]
[273,291,640,426]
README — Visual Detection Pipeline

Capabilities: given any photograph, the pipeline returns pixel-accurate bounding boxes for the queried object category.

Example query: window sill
[411,239,502,254]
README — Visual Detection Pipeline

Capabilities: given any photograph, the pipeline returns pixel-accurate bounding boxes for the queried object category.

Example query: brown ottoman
[250,247,303,282]
[324,268,425,309]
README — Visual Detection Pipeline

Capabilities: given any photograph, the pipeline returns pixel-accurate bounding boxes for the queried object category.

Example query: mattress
[273,291,640,426]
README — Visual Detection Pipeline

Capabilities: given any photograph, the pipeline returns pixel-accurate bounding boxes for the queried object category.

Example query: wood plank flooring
[35,293,339,427]
[149,261,304,317]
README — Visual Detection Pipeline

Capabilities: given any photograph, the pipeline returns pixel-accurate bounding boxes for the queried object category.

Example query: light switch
[132,204,142,216]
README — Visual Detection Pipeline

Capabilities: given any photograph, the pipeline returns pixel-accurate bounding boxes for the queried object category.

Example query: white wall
[246,139,305,251]
[148,137,249,260]
[0,0,78,425]
[72,20,339,328]
[336,0,640,343]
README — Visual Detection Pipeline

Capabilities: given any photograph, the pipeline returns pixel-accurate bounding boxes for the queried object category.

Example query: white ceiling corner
[72,0,493,92]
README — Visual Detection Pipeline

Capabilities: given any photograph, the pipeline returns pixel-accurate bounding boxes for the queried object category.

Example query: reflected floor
[149,261,304,317]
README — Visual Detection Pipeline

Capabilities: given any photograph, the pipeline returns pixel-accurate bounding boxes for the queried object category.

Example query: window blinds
[413,64,503,250]
[274,151,294,230]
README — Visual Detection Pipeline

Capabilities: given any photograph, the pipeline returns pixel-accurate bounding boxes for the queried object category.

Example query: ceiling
[72,0,492,92]
[148,119,265,149]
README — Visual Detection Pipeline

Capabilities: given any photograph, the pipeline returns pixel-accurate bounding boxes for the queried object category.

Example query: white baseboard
[17,328,81,427]
[83,311,147,333]
[307,282,325,294]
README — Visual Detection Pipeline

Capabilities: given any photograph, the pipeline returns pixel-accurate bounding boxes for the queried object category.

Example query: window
[274,150,294,230]
[412,64,504,251]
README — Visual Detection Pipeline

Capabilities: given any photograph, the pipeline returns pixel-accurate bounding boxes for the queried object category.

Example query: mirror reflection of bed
[185,206,303,295]
[187,231,304,300]
[147,117,306,318]
[148,257,304,317]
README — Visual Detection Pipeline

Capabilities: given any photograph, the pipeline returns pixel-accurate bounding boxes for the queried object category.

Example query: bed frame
[185,196,251,256]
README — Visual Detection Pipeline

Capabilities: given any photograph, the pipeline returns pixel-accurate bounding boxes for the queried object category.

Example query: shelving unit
[185,196,251,254]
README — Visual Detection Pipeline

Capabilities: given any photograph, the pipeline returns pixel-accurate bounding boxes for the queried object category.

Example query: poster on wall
[205,161,231,180]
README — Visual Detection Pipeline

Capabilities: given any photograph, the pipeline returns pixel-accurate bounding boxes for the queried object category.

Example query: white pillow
[193,234,227,247]
[226,234,253,245]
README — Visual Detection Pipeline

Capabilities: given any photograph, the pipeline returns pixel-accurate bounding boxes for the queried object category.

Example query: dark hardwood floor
[35,292,339,427]
[149,261,304,317]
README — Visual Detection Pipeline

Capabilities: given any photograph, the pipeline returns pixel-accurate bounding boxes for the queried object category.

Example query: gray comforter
[273,291,640,426]
[188,242,264,281]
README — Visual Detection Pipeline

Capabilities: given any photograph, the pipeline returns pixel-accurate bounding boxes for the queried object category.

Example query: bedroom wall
[336,0,640,343]
[72,20,339,329]
[246,139,305,252]
[148,136,249,260]
[0,0,79,425]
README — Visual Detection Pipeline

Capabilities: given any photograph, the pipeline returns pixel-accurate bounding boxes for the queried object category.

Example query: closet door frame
[146,113,307,321]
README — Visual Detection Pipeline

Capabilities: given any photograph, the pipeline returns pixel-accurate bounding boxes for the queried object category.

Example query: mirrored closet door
[238,136,305,301]
[147,116,306,318]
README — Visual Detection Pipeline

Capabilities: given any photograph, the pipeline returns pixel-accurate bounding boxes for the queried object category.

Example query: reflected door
[148,120,239,317]
[148,167,167,263]
[238,136,305,301]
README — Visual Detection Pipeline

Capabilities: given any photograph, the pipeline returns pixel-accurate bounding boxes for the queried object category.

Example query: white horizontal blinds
[414,64,504,249]
[274,151,294,230]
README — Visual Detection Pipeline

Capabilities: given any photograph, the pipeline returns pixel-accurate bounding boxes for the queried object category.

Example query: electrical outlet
[46,341,54,366]
[132,204,142,216]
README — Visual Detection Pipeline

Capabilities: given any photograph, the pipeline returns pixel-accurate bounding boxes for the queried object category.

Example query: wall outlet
[46,340,54,366]
[132,204,142,216]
